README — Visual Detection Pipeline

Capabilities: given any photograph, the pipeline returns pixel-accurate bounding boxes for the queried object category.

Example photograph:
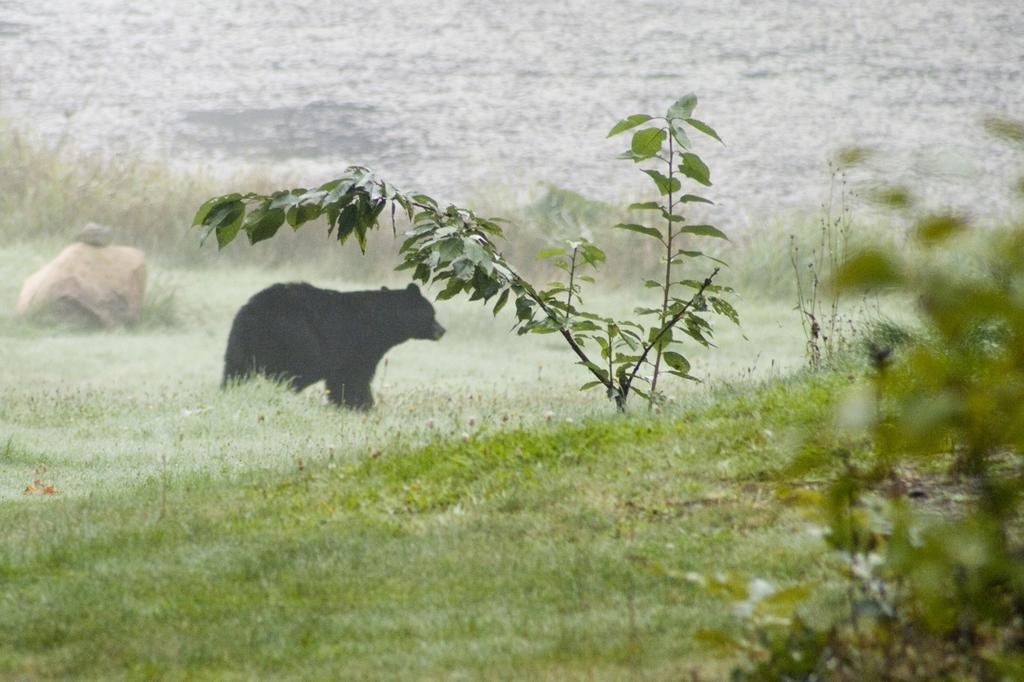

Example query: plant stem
[442,233,620,406]
[622,267,720,403]
[607,325,614,386]
[522,281,621,405]
[789,236,809,340]
[565,245,578,318]
[648,131,675,407]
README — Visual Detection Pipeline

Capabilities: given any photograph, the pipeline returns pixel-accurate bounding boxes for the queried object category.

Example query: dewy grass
[0,125,985,677]
[0,368,850,679]
[0,241,822,503]
[0,236,850,677]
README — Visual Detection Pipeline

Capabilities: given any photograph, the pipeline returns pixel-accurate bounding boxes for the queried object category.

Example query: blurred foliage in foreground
[694,118,1024,680]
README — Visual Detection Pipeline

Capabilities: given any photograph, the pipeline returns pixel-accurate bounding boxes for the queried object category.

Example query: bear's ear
[406,283,420,294]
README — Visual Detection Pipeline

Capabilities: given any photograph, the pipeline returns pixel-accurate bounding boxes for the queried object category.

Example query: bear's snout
[431,321,446,340]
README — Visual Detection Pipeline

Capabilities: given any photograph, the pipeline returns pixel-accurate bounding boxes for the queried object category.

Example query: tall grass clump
[2,116,964,303]
[0,120,206,257]
[0,118,843,295]
[0,120,399,273]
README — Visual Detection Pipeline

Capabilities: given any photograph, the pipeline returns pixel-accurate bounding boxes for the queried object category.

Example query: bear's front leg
[325,374,374,410]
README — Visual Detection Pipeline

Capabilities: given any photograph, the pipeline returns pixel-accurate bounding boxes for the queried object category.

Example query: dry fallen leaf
[23,479,59,496]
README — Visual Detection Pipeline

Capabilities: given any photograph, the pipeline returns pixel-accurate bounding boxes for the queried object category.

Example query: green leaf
[684,117,723,144]
[660,208,685,223]
[674,249,729,267]
[204,198,244,228]
[634,306,662,316]
[269,191,303,210]
[515,296,535,323]
[678,153,712,186]
[913,213,966,245]
[193,193,241,226]
[335,203,359,244]
[678,224,729,240]
[580,242,606,264]
[536,247,566,260]
[206,199,246,249]
[759,585,811,615]
[648,325,672,348]
[569,320,601,332]
[285,201,322,228]
[214,221,243,249]
[317,177,347,191]
[435,277,464,301]
[834,146,872,168]
[669,122,691,149]
[678,194,714,204]
[410,193,438,208]
[614,223,665,243]
[630,128,666,159]
[693,628,740,652]
[580,361,610,382]
[491,288,511,316]
[628,201,662,211]
[641,169,681,196]
[244,208,286,244]
[833,249,904,290]
[452,257,476,281]
[437,236,464,263]
[869,185,914,209]
[662,351,691,374]
[462,238,489,266]
[983,115,1024,144]
[607,114,653,137]
[709,297,740,325]
[681,330,710,348]
[617,150,659,163]
[666,94,697,122]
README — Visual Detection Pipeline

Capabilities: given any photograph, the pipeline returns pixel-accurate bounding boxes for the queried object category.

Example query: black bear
[223,282,445,409]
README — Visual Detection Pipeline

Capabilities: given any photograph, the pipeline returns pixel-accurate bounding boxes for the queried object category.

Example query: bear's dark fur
[223,282,445,409]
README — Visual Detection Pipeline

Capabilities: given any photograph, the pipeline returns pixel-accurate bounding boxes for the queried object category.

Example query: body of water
[1,0,1021,226]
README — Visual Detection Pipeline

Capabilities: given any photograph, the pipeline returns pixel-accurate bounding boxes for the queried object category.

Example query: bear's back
[241,282,324,319]
[237,282,378,342]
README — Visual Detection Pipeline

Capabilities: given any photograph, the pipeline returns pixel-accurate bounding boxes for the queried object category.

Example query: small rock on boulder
[16,242,147,327]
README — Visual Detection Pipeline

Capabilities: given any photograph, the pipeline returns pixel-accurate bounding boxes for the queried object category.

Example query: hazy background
[2,4,1024,676]
[1,0,1021,227]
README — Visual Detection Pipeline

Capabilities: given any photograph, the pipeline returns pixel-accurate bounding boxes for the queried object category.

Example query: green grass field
[0,237,823,502]
[0,122,929,678]
[0,234,864,679]
[3,102,1022,679]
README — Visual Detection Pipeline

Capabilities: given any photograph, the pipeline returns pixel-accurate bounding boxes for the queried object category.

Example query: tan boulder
[16,242,147,327]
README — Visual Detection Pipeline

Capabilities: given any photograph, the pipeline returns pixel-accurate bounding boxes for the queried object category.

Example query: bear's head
[397,283,445,341]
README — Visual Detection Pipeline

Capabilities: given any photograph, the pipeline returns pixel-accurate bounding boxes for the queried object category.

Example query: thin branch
[622,267,720,400]
[511,279,623,410]
[565,246,578,316]
[649,132,676,405]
